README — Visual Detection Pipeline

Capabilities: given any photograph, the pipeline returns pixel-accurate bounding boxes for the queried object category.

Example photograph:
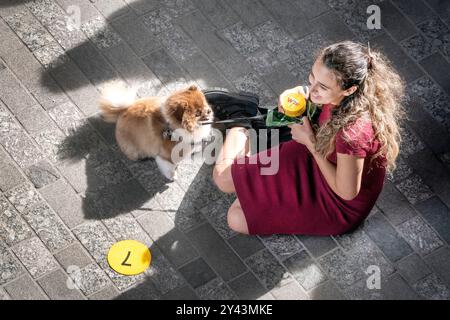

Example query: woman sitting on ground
[209,40,405,236]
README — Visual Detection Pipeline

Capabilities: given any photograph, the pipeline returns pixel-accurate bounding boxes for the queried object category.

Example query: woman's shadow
[57,117,283,299]
[40,0,296,300]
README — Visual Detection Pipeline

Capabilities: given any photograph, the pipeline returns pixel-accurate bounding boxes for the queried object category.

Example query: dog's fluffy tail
[99,81,137,123]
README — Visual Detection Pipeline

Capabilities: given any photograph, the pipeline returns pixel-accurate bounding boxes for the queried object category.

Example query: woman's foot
[203,89,260,129]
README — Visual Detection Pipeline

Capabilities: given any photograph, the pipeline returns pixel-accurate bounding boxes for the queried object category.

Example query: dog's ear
[181,109,196,132]
[188,85,198,91]
[179,101,188,109]
[167,100,187,122]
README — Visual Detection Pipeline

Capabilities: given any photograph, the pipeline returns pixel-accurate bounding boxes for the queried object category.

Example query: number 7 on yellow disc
[107,240,151,276]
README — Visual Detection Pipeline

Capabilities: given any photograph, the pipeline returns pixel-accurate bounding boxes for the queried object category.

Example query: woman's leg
[213,127,250,193]
[227,198,249,234]
[213,127,251,234]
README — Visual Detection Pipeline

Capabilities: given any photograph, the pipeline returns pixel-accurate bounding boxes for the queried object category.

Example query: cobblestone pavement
[0,0,450,300]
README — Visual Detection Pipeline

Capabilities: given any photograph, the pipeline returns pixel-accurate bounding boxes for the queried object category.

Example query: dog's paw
[156,156,177,181]
[192,143,203,154]
[163,166,177,181]
[164,170,176,181]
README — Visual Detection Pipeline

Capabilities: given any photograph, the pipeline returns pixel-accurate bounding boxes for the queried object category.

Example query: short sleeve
[335,119,374,158]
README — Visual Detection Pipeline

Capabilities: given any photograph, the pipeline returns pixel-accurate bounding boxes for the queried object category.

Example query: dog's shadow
[56,118,166,220]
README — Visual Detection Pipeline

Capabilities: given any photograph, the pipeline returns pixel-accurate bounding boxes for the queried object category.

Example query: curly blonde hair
[312,41,406,173]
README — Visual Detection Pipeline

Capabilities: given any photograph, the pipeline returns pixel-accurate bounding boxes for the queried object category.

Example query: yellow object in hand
[281,92,307,118]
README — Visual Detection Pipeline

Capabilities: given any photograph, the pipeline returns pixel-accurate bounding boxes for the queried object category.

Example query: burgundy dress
[230,104,387,236]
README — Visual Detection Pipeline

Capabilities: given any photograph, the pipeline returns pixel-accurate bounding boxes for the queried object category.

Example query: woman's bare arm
[308,148,365,201]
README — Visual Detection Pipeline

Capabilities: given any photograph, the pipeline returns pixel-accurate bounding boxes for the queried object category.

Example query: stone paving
[0,0,450,300]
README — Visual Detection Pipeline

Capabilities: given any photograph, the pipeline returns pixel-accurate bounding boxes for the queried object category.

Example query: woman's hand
[287,116,316,150]
[278,86,310,113]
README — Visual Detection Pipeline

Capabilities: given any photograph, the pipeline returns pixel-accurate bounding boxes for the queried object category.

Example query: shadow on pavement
[56,118,173,220]
[43,0,302,300]
[0,0,33,8]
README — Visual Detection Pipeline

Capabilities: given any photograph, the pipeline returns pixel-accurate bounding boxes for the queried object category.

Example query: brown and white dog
[99,82,213,180]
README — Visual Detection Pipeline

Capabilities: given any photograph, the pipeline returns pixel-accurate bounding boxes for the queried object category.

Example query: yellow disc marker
[281,92,307,118]
[107,240,151,276]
